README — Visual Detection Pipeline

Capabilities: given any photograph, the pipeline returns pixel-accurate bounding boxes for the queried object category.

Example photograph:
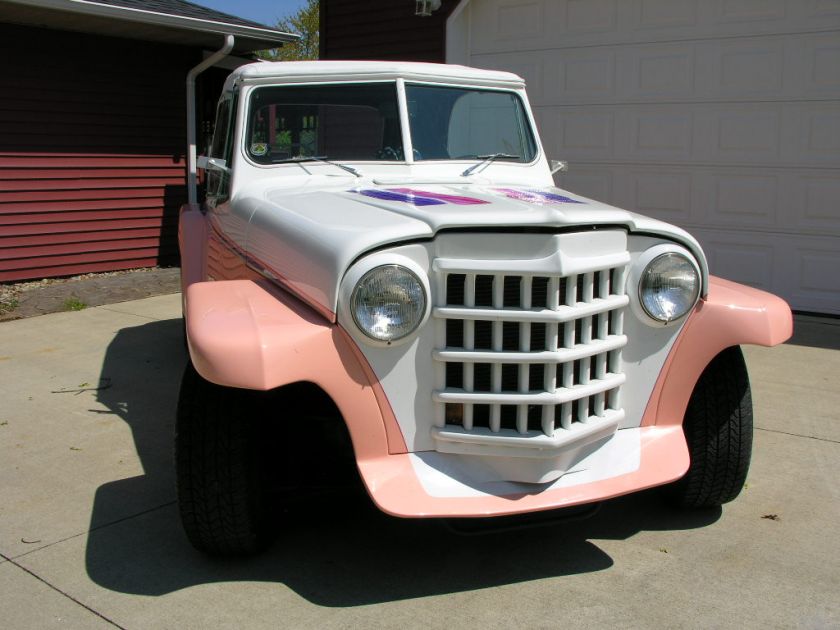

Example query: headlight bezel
[340,254,431,347]
[631,244,702,326]
[351,264,427,342]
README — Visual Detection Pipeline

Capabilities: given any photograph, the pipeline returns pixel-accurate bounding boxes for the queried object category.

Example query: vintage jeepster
[178,60,792,555]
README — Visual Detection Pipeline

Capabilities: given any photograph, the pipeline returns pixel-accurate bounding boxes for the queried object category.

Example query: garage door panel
[796,104,840,162]
[786,174,840,232]
[627,169,694,224]
[707,173,780,228]
[625,43,697,100]
[469,0,840,55]
[557,109,616,160]
[718,0,786,24]
[810,33,840,93]
[712,39,785,95]
[699,233,777,291]
[555,167,615,205]
[556,48,617,99]
[795,247,840,310]
[638,0,698,29]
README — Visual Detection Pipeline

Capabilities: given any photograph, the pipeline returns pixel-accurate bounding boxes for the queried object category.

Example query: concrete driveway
[1,294,838,629]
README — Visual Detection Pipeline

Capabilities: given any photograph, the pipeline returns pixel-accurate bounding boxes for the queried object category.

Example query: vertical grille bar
[462,273,476,430]
[567,273,578,306]
[517,276,532,433]
[578,274,595,423]
[599,268,610,300]
[490,274,505,432]
[609,267,627,412]
[435,273,448,428]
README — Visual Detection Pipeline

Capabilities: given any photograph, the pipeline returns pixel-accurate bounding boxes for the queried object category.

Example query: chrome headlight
[639,252,700,323]
[351,265,427,341]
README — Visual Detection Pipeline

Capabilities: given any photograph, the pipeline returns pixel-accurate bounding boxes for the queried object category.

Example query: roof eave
[3,0,299,46]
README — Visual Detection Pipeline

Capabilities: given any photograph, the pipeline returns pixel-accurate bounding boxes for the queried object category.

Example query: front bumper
[359,425,687,517]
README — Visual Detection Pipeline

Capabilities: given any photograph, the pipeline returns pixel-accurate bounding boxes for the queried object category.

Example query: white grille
[432,262,629,441]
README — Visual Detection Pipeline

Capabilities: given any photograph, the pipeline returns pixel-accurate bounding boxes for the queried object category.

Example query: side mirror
[197,156,229,173]
[550,160,569,175]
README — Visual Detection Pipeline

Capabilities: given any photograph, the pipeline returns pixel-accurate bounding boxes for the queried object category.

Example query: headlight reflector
[351,265,426,341]
[639,252,699,322]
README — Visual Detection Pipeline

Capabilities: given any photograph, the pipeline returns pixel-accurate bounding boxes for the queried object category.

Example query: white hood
[243,180,706,317]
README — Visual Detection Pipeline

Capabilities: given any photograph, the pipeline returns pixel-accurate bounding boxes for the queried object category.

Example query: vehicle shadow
[85,317,720,606]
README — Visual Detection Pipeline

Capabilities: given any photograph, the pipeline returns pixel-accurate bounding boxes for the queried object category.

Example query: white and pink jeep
[178,60,792,554]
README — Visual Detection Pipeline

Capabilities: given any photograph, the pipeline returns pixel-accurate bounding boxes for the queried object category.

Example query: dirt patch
[0,267,181,322]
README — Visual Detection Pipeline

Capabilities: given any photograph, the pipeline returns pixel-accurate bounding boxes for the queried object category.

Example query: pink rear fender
[642,275,793,427]
[184,278,408,458]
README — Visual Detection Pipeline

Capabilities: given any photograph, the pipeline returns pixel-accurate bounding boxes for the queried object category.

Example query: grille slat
[435,261,627,439]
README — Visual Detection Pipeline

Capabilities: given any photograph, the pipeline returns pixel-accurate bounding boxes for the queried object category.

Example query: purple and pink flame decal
[493,188,584,204]
[353,188,489,206]
[352,187,583,206]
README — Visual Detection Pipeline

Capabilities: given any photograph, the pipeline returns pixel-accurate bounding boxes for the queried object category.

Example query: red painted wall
[0,24,213,282]
[320,0,458,62]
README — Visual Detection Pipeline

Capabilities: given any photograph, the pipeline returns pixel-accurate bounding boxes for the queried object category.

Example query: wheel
[175,362,272,555]
[665,346,753,508]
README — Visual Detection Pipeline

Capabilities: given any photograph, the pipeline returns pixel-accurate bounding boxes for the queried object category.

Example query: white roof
[226,60,526,90]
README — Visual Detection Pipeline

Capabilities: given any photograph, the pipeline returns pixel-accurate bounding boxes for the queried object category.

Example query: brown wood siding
[0,24,201,282]
[320,0,458,62]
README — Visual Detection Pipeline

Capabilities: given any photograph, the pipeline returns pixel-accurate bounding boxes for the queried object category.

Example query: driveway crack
[0,551,127,629]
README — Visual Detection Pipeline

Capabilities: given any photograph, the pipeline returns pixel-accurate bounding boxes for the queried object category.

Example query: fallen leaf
[69,446,82,451]
[762,514,779,521]
[659,548,669,553]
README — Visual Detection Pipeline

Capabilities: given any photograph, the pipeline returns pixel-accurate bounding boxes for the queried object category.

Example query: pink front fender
[185,279,407,457]
[641,275,793,427]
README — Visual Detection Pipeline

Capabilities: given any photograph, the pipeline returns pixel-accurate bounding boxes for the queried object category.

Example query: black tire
[666,346,753,508]
[175,362,272,555]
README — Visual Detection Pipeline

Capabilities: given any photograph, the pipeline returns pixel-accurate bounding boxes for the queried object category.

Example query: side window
[206,96,234,207]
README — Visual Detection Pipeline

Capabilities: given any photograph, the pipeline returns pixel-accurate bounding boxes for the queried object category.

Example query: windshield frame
[238,78,541,169]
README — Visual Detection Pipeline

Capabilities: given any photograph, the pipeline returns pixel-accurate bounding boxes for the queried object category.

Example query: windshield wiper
[460,153,521,177]
[273,155,362,177]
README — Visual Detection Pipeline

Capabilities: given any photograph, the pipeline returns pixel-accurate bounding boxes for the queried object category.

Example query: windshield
[246,83,404,164]
[244,82,537,165]
[405,84,537,162]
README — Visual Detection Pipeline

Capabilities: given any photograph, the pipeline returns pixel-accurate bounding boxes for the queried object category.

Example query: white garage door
[448,0,840,314]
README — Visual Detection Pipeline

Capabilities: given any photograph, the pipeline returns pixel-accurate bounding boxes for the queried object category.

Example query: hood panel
[242,181,706,317]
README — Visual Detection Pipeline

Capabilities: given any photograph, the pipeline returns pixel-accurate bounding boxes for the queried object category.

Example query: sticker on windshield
[353,188,488,206]
[494,188,584,205]
[250,143,268,157]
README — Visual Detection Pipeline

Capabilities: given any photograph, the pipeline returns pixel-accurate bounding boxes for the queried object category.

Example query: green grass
[0,298,19,316]
[63,297,87,311]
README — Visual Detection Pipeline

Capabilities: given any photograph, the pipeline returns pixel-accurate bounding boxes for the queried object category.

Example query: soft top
[225,60,526,91]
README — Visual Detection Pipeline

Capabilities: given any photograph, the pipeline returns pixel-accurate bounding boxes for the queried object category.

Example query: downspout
[186,34,235,206]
